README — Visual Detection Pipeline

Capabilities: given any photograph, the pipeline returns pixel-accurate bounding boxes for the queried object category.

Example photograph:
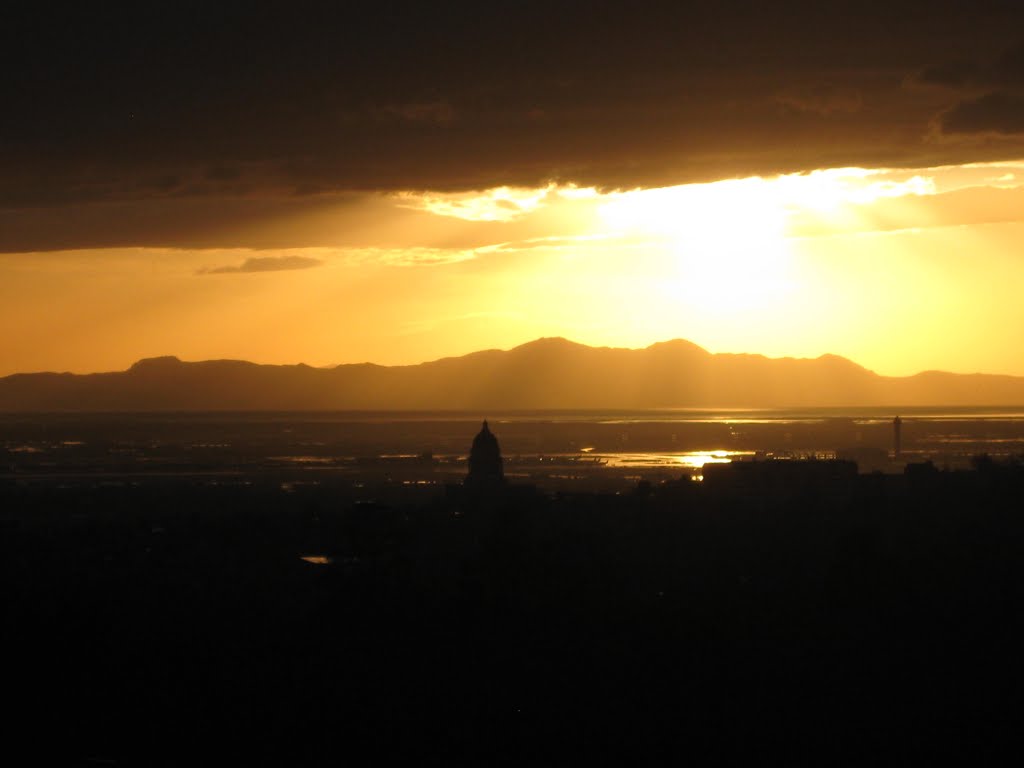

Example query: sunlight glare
[598,179,795,312]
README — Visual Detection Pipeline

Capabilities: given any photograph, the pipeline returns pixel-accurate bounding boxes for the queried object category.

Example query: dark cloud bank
[4,1,1024,250]
[917,39,1024,136]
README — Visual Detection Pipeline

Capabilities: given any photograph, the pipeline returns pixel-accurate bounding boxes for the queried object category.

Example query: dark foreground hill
[6,460,1024,763]
[3,337,1024,410]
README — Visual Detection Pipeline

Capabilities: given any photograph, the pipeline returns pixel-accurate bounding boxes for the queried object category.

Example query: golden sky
[3,160,1023,377]
[6,5,1024,382]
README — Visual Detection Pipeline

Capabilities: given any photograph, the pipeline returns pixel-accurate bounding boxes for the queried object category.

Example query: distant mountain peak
[511,337,588,352]
[645,339,711,356]
[815,352,871,373]
[128,356,183,371]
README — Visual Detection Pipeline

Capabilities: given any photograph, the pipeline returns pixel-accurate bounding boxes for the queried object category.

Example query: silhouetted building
[904,459,938,483]
[702,458,858,496]
[467,420,505,487]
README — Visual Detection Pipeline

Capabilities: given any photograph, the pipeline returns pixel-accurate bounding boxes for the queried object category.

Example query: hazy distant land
[3,337,1024,411]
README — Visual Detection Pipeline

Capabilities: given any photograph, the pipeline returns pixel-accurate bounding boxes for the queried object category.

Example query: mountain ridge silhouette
[2,337,1023,410]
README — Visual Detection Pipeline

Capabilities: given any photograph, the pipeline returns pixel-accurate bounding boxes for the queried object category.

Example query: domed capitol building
[466,420,505,487]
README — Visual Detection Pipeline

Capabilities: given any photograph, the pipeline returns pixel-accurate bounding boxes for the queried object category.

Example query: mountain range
[2,338,1023,411]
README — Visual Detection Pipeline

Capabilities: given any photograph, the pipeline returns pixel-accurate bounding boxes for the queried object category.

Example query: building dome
[467,420,504,485]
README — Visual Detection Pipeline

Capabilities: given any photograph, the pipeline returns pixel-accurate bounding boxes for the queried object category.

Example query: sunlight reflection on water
[596,450,756,468]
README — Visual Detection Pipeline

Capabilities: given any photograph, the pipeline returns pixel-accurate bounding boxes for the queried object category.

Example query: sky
[3,2,1024,377]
